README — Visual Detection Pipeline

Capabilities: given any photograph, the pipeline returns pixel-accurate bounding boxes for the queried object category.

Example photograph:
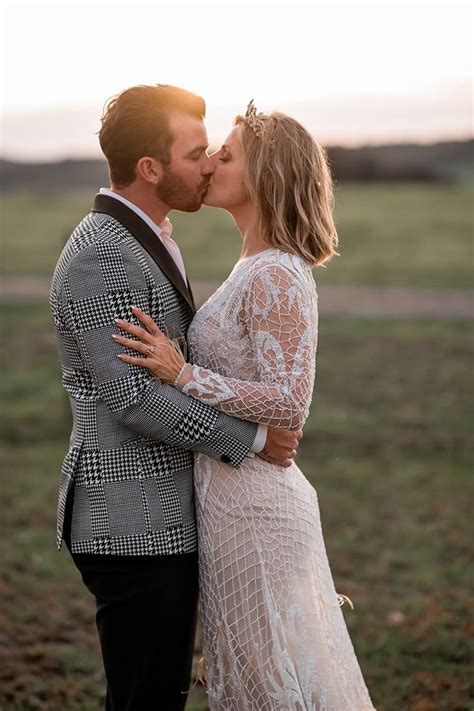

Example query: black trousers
[64,494,199,711]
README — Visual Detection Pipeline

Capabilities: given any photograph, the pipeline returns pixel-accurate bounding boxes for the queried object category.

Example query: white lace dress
[175,248,374,710]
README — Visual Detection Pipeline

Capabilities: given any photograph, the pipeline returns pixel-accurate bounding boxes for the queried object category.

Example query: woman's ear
[135,156,163,184]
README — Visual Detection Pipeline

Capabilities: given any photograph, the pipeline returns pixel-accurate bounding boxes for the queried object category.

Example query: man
[50,84,301,710]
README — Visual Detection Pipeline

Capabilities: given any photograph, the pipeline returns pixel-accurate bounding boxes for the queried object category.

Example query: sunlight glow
[1,1,472,157]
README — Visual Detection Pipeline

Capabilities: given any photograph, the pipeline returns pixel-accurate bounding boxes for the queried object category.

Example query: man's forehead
[169,112,208,147]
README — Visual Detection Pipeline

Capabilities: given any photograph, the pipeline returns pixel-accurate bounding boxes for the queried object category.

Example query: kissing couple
[50,84,374,710]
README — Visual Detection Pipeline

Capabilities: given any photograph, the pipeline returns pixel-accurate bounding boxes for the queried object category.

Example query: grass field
[2,183,473,288]
[1,182,473,710]
[1,300,473,710]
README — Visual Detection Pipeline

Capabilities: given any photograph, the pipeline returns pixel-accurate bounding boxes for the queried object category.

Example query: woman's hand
[112,306,187,384]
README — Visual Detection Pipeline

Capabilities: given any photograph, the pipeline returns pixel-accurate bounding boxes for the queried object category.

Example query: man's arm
[59,237,258,467]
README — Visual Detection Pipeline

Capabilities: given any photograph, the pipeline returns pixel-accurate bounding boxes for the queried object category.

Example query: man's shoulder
[51,211,142,291]
[71,210,133,247]
[65,211,141,263]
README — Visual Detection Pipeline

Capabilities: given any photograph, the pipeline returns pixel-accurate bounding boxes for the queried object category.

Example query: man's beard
[156,166,209,212]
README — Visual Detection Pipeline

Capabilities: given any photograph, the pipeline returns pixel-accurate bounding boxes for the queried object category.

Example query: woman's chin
[204,185,226,208]
[203,190,217,207]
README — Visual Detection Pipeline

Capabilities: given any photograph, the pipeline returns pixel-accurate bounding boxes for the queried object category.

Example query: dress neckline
[237,247,275,263]
[230,247,276,275]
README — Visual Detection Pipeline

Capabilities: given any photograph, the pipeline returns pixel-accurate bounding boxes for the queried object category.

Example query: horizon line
[1,134,473,165]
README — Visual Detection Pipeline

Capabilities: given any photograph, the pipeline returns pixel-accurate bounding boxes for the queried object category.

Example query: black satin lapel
[186,277,196,312]
[92,194,195,313]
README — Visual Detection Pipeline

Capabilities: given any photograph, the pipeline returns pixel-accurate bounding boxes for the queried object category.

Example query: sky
[1,0,472,160]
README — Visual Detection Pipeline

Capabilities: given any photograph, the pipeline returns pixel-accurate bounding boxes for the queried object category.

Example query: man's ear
[135,157,164,184]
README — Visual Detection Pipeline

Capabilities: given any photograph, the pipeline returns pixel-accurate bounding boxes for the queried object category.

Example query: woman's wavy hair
[235,111,339,267]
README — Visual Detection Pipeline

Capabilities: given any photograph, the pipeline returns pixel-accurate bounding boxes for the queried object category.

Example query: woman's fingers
[112,334,150,355]
[117,353,153,369]
[115,319,155,344]
[131,307,161,336]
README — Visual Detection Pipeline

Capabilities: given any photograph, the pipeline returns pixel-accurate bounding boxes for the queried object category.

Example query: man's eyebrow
[185,145,209,156]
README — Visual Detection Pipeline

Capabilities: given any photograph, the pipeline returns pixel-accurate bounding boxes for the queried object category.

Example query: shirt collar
[99,188,173,241]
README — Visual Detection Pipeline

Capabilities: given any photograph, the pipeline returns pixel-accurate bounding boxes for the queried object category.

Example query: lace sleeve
[175,262,318,430]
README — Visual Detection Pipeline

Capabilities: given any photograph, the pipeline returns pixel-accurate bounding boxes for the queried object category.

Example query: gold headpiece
[243,99,266,138]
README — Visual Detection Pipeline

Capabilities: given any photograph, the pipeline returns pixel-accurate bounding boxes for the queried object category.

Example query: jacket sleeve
[60,237,258,467]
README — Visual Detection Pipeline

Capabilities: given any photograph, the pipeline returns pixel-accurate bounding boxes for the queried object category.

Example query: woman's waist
[193,451,312,495]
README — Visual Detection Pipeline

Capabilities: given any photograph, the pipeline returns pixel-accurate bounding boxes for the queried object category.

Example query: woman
[114,101,374,709]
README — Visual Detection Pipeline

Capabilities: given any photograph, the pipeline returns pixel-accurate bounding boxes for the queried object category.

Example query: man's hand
[257,428,303,467]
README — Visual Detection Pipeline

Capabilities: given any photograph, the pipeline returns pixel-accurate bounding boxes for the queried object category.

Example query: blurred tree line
[1,139,472,192]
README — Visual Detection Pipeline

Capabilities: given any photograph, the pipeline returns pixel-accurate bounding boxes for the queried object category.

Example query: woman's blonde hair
[235,110,338,267]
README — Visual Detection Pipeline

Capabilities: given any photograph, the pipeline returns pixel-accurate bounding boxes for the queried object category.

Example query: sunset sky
[1,0,472,160]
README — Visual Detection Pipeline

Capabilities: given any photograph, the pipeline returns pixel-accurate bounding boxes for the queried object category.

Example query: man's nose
[202,154,215,176]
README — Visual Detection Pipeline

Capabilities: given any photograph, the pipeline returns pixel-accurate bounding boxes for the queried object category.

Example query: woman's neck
[230,203,269,259]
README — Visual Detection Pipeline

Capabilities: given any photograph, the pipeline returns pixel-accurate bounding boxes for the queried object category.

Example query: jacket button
[221,454,231,464]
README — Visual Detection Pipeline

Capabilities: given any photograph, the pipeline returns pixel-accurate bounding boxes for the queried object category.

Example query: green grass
[1,302,473,709]
[309,318,473,438]
[326,182,473,289]
[2,183,473,288]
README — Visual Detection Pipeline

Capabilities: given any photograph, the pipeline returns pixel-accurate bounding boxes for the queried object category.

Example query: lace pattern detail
[185,248,374,709]
[178,252,317,430]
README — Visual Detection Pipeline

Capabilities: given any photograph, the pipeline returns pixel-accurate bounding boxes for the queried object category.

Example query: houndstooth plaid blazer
[50,194,258,556]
